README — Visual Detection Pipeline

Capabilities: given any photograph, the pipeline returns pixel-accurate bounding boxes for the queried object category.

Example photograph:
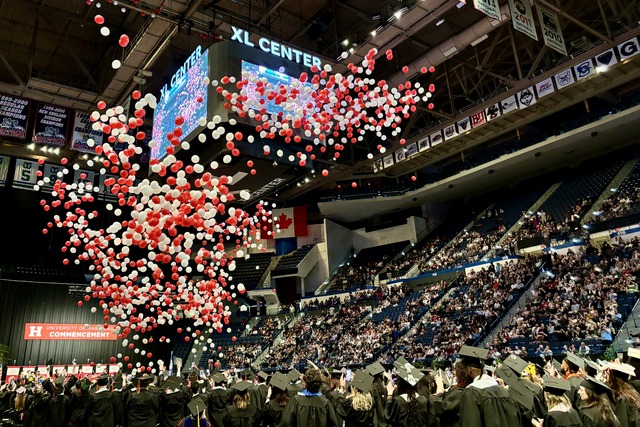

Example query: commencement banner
[24,323,118,340]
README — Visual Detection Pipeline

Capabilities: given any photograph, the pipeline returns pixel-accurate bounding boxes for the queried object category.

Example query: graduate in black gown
[111,374,125,427]
[334,370,378,426]
[44,377,70,427]
[281,368,339,427]
[500,355,547,420]
[563,354,586,409]
[221,381,262,427]
[577,376,621,427]
[69,378,90,427]
[262,372,289,427]
[605,363,640,427]
[456,345,521,427]
[286,369,305,398]
[367,361,389,427]
[432,364,465,427]
[257,372,270,407]
[385,358,432,427]
[207,373,228,427]
[125,374,160,427]
[626,349,640,395]
[159,376,187,427]
[532,377,583,427]
[83,374,116,427]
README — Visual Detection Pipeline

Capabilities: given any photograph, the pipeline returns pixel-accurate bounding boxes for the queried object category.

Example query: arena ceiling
[1,0,640,215]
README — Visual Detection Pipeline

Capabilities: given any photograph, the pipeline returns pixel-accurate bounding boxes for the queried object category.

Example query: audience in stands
[590,184,640,223]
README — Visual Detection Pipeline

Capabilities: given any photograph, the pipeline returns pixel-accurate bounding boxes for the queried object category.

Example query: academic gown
[24,393,50,427]
[286,383,305,398]
[459,374,521,427]
[545,409,584,427]
[521,380,547,420]
[614,397,640,427]
[47,393,70,427]
[630,381,640,395]
[257,384,268,406]
[371,384,389,427]
[566,375,584,410]
[159,389,187,427]
[432,387,464,427]
[69,390,89,427]
[222,402,262,427]
[335,394,378,427]
[281,393,339,427]
[84,389,115,427]
[207,388,229,427]
[579,405,622,427]
[262,399,287,427]
[384,394,432,427]
[112,389,124,427]
[126,388,160,427]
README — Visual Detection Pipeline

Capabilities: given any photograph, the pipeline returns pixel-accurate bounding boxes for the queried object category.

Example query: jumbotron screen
[151,48,209,161]
[241,60,312,117]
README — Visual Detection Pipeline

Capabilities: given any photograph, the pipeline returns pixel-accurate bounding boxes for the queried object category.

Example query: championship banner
[0,93,29,140]
[508,0,537,41]
[272,207,308,239]
[0,155,9,186]
[473,0,501,21]
[537,4,567,55]
[71,111,103,154]
[32,103,70,146]
[13,158,38,191]
[24,323,118,340]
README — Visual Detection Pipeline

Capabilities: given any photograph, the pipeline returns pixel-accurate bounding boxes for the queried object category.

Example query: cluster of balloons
[34,9,437,371]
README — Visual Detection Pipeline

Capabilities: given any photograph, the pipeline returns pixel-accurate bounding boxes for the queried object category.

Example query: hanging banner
[595,48,618,69]
[42,163,63,189]
[395,149,406,163]
[535,78,555,98]
[430,130,443,147]
[554,68,575,90]
[73,169,97,187]
[457,117,471,133]
[508,0,537,41]
[13,158,38,190]
[32,103,70,146]
[0,155,9,186]
[537,4,567,55]
[473,0,501,21]
[24,323,118,341]
[418,136,430,152]
[485,103,501,121]
[405,142,418,157]
[471,110,486,128]
[443,124,458,140]
[272,207,307,239]
[71,112,103,154]
[500,95,518,114]
[574,59,595,81]
[0,94,30,140]
[383,154,394,168]
[373,159,383,173]
[618,38,640,61]
[517,87,537,109]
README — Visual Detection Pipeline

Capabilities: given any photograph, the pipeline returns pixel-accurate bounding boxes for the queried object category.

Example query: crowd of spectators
[491,239,640,356]
[383,237,446,278]
[386,259,537,363]
[250,315,291,346]
[589,184,640,223]
[416,230,503,273]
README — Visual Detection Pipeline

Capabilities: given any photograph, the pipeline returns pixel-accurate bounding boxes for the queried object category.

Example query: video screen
[241,60,312,117]
[151,49,209,161]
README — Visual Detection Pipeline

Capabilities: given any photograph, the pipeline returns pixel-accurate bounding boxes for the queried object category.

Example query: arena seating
[229,252,274,291]
[591,159,640,223]
[272,244,315,276]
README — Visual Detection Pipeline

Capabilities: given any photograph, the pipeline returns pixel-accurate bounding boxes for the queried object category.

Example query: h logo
[28,326,42,337]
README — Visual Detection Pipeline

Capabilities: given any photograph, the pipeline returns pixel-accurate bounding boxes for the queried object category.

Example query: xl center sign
[230,26,322,69]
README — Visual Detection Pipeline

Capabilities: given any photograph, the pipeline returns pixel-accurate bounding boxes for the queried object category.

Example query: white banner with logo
[473,0,501,21]
[535,78,555,98]
[13,158,38,190]
[0,155,9,186]
[509,0,537,41]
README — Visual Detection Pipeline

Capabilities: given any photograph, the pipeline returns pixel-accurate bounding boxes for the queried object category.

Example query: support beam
[448,57,518,86]
[596,0,613,39]
[480,26,505,69]
[0,51,23,86]
[526,46,547,79]
[257,0,285,26]
[534,0,614,44]
[508,26,523,80]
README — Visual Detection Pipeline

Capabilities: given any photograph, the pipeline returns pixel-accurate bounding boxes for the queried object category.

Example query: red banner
[24,323,118,340]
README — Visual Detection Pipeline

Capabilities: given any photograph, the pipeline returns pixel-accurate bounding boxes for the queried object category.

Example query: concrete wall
[352,216,424,251]
[325,219,353,273]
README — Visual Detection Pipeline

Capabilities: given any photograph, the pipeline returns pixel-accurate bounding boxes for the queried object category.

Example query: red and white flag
[271,207,307,239]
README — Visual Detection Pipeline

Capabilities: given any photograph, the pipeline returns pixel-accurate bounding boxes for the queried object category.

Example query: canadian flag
[266,206,307,239]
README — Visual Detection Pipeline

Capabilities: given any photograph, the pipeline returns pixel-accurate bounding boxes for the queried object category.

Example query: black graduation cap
[231,381,252,392]
[211,373,226,384]
[550,359,563,374]
[187,396,207,417]
[395,358,423,387]
[496,365,518,387]
[393,357,411,370]
[367,361,385,377]
[581,376,610,396]
[503,355,529,375]
[543,377,571,395]
[242,370,256,382]
[257,371,269,381]
[269,373,289,391]
[485,366,496,376]
[113,373,123,389]
[583,359,601,376]
[508,379,535,412]
[351,370,374,393]
[288,368,302,382]
[458,346,489,368]
[564,353,585,371]
[96,373,110,386]
[164,376,181,390]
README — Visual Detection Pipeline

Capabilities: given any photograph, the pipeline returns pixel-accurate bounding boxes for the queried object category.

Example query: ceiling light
[304,178,310,183]
[342,39,349,46]
[596,65,609,73]
[456,1,466,8]
[40,145,47,152]
[371,13,381,21]
[443,46,458,57]
[27,143,35,150]
[436,18,445,26]
[53,147,60,155]
[371,30,377,37]
[471,34,488,46]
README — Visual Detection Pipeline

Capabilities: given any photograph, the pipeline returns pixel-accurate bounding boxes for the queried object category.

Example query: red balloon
[118,34,130,48]
[132,90,141,100]
[402,66,409,73]
[97,100,107,110]
[322,169,329,177]
[351,182,357,188]
[411,175,417,182]
[94,15,105,25]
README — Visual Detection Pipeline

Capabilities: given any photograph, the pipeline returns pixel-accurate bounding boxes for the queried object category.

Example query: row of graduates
[4,344,640,427]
